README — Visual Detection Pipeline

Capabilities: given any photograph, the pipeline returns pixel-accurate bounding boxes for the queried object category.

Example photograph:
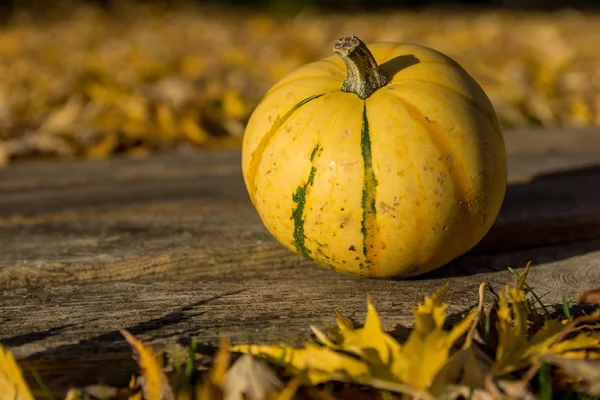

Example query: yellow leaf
[222,89,248,120]
[86,133,119,159]
[311,296,403,384]
[121,330,173,400]
[155,104,179,140]
[430,345,493,394]
[0,144,8,166]
[0,345,35,400]
[492,265,600,375]
[64,388,84,400]
[269,377,300,400]
[210,336,231,386]
[335,296,401,366]
[232,343,370,386]
[180,55,206,79]
[196,336,231,399]
[238,288,475,393]
[39,97,83,133]
[396,283,477,389]
[334,309,354,330]
[180,115,209,145]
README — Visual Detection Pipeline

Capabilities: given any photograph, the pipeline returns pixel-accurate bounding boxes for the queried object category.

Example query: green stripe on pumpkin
[247,93,324,205]
[291,143,321,260]
[360,102,380,269]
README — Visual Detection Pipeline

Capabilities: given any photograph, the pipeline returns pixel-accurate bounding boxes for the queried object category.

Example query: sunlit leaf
[0,344,35,400]
[121,329,174,400]
[492,265,600,375]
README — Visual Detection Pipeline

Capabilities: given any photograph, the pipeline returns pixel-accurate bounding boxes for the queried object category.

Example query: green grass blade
[32,371,55,400]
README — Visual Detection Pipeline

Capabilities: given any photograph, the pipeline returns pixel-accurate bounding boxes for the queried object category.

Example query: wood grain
[1,128,600,394]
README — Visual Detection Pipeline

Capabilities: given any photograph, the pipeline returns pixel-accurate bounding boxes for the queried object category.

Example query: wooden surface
[1,127,600,393]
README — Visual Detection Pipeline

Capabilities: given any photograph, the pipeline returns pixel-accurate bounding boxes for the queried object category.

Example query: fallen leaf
[542,353,600,395]
[577,289,600,305]
[232,342,370,386]
[64,389,84,400]
[492,264,600,377]
[0,344,35,400]
[121,330,174,400]
[237,285,475,396]
[311,295,402,382]
[221,354,284,400]
[485,377,537,400]
[435,385,494,400]
[395,283,477,389]
[268,378,300,400]
[211,336,232,387]
[430,345,493,394]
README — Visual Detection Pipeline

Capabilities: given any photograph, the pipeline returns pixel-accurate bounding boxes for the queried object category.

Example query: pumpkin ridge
[389,78,502,138]
[265,75,342,98]
[319,58,345,71]
[377,43,406,65]
[392,94,479,251]
[360,102,381,273]
[290,143,322,261]
[247,93,325,205]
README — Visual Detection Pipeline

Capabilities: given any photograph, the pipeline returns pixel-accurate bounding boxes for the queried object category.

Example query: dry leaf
[436,385,495,400]
[0,344,35,400]
[577,289,600,305]
[196,337,232,400]
[311,295,402,382]
[236,285,475,395]
[542,353,600,395]
[485,378,537,400]
[232,342,370,386]
[2,4,600,164]
[221,354,284,400]
[268,378,300,400]
[492,265,600,376]
[430,345,493,394]
[395,283,477,389]
[121,330,174,400]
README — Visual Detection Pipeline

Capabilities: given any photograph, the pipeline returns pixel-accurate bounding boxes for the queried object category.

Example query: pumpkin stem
[333,36,388,99]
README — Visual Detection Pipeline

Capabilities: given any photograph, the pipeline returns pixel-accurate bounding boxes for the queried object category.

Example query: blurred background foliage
[0,0,599,164]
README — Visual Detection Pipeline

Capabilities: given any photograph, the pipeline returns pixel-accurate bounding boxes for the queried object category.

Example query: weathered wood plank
[0,128,600,393]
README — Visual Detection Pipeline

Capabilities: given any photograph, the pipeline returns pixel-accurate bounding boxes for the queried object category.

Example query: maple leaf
[492,264,600,375]
[234,283,476,395]
[121,330,174,400]
[310,295,402,382]
[232,342,371,386]
[397,283,478,389]
[0,344,35,400]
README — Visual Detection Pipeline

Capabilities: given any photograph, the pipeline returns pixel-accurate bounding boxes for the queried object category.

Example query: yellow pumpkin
[241,36,507,278]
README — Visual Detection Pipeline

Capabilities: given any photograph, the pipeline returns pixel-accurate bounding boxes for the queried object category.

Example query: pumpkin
[241,35,507,278]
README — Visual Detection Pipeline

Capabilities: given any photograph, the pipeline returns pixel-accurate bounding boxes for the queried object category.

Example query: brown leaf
[431,345,493,393]
[221,354,284,400]
[542,353,600,395]
[577,289,600,305]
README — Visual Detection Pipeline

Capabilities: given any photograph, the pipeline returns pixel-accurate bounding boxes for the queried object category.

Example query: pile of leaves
[2,265,600,399]
[1,2,600,164]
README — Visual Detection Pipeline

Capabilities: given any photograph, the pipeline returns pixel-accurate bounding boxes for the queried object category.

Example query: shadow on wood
[1,139,600,394]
